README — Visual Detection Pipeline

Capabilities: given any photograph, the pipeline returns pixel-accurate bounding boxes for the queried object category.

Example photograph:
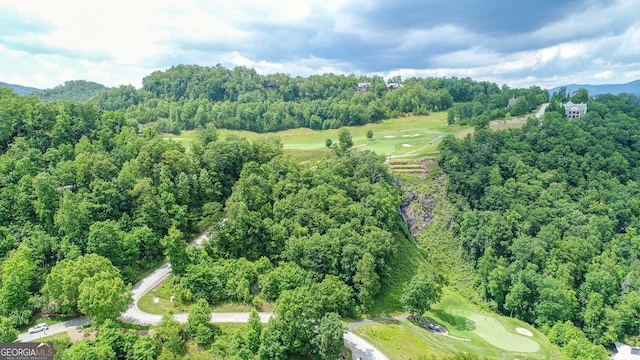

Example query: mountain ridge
[549,79,640,97]
[0,81,40,95]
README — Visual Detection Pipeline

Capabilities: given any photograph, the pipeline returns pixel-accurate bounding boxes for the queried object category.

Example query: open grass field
[355,292,560,359]
[138,276,272,314]
[165,112,471,161]
[137,277,189,314]
[165,111,535,161]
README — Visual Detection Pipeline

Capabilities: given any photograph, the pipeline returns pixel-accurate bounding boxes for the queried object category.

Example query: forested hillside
[439,93,640,354]
[88,64,547,134]
[0,86,416,358]
[0,86,279,328]
[33,80,107,103]
[7,65,625,358]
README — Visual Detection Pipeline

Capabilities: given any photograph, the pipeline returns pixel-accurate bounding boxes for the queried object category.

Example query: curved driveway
[19,231,388,360]
[536,103,549,118]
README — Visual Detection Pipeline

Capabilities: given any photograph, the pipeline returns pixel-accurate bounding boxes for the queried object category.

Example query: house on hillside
[563,101,587,119]
[355,82,370,94]
[612,342,640,360]
[508,95,519,107]
[386,83,402,91]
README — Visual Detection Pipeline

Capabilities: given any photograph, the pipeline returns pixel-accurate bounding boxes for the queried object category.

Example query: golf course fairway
[465,314,540,352]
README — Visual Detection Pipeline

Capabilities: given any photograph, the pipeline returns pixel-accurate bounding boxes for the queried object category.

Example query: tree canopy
[439,93,640,348]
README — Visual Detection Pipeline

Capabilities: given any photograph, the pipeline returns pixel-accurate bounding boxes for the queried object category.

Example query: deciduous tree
[338,128,353,150]
[161,227,189,276]
[44,254,121,313]
[156,312,186,356]
[401,272,444,316]
[246,309,262,353]
[187,298,213,347]
[312,312,344,360]
[0,246,36,325]
[78,272,131,325]
[0,316,17,342]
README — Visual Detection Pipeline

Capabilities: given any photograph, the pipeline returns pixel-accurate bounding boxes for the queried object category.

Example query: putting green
[467,314,540,352]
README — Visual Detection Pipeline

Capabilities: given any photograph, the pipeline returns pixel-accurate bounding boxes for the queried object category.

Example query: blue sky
[1,0,639,90]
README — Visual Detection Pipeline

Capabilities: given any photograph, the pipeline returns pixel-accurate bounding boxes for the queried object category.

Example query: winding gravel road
[536,103,549,118]
[18,231,388,360]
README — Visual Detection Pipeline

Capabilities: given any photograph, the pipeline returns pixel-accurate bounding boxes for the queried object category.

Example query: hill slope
[33,80,106,102]
[0,81,40,95]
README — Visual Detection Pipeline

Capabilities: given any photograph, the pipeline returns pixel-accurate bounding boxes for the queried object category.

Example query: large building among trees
[563,101,587,119]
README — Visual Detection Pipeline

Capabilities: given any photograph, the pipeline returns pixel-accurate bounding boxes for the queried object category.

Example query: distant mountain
[33,80,107,102]
[0,81,40,95]
[549,80,640,97]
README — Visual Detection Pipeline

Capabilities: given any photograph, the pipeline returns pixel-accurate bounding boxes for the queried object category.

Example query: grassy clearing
[396,162,478,300]
[361,160,559,358]
[354,320,450,359]
[283,148,332,162]
[32,332,71,342]
[165,112,466,160]
[356,293,560,359]
[428,293,557,358]
[137,276,271,314]
[367,231,427,317]
[137,277,189,314]
[165,111,531,161]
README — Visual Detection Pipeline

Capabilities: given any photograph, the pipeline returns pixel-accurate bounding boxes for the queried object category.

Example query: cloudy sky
[1,0,639,90]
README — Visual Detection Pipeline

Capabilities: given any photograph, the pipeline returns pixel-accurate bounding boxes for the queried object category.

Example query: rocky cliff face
[392,159,443,240]
[400,191,438,239]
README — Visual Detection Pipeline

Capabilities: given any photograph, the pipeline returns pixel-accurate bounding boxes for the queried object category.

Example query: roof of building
[563,101,587,110]
[613,342,640,360]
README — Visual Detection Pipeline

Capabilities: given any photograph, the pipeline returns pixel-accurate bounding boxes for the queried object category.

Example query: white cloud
[624,70,640,78]
[1,0,639,89]
[526,0,638,44]
[593,71,615,80]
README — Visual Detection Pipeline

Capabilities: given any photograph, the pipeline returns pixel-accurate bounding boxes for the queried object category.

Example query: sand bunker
[403,144,413,147]
[384,135,395,138]
[516,327,533,337]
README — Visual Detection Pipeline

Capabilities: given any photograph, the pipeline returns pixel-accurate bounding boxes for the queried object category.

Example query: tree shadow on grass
[429,309,475,332]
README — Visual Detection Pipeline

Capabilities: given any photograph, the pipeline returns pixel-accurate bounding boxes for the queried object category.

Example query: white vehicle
[28,323,48,334]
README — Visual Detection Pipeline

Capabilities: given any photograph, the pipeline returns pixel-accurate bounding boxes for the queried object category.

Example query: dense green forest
[33,80,106,103]
[439,93,640,355]
[0,86,413,358]
[84,64,546,133]
[0,86,277,325]
[5,63,636,358]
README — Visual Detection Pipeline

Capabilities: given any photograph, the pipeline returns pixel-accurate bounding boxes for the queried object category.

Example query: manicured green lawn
[165,111,533,161]
[465,313,539,352]
[355,292,561,359]
[165,112,465,160]
[137,277,189,314]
